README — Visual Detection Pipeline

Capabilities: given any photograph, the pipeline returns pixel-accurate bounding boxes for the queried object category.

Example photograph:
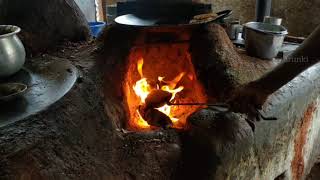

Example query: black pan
[114,10,232,27]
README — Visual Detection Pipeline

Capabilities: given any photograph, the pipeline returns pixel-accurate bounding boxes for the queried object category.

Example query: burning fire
[124,44,208,131]
[133,58,185,128]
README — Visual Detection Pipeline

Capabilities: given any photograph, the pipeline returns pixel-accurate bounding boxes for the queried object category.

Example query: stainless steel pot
[244,22,288,60]
[0,25,26,78]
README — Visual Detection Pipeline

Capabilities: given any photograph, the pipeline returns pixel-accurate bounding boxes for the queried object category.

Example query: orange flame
[137,58,144,77]
[133,58,185,127]
[133,78,151,103]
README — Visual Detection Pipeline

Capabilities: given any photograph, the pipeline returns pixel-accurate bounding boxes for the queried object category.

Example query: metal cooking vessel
[115,10,232,27]
[244,22,288,60]
[115,0,225,27]
[0,25,26,78]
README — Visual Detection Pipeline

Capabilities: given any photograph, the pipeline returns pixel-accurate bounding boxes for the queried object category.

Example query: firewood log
[139,106,172,128]
[145,90,172,109]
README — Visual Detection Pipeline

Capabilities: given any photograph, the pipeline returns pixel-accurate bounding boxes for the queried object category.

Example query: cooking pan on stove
[115,9,232,27]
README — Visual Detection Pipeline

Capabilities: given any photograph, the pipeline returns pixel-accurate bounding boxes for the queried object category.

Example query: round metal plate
[114,10,232,27]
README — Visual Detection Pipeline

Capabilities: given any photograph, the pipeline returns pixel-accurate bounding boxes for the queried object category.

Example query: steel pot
[244,22,288,60]
[0,25,26,78]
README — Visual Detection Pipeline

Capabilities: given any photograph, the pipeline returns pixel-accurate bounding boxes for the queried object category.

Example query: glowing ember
[136,110,151,128]
[133,58,185,128]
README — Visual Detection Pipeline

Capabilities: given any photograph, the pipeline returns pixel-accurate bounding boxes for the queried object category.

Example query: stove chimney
[256,0,272,22]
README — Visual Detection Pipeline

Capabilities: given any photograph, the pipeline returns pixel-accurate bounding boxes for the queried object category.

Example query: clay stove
[99,3,320,179]
[2,1,320,179]
[99,21,320,179]
[99,22,234,179]
[100,0,219,132]
[100,23,217,132]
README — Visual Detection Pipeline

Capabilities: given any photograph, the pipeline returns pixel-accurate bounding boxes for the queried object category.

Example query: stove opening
[124,41,207,131]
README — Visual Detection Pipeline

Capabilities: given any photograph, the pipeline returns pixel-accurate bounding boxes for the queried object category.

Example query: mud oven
[99,17,320,180]
[112,26,209,131]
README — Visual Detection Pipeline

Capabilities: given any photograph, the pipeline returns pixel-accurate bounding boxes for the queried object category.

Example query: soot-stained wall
[204,0,320,37]
[74,0,96,22]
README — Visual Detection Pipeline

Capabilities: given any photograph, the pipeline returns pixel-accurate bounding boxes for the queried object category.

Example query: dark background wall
[74,0,96,22]
[272,0,320,37]
[106,0,319,37]
[5,0,312,37]
[0,0,90,55]
[208,0,320,37]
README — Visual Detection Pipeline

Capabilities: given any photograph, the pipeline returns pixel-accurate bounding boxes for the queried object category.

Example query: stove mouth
[122,28,208,131]
[124,51,207,131]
